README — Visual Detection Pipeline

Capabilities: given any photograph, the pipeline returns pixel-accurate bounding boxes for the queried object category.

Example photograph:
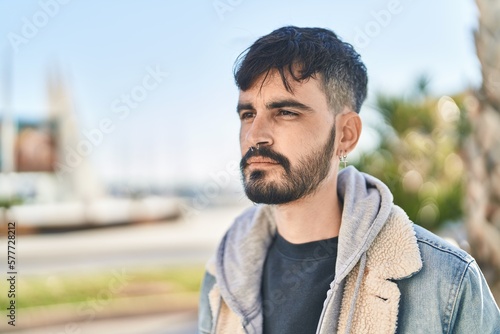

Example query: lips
[240,146,290,174]
[247,157,279,165]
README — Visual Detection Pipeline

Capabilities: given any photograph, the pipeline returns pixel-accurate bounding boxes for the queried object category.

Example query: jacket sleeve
[450,260,500,333]
[198,271,217,334]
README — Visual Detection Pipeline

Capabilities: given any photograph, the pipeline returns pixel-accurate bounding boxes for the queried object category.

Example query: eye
[239,111,255,120]
[277,110,298,118]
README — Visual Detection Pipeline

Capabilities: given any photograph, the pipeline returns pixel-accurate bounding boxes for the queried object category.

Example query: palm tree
[355,81,465,232]
[462,0,500,303]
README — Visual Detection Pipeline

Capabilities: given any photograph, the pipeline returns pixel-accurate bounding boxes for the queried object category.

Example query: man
[198,26,500,333]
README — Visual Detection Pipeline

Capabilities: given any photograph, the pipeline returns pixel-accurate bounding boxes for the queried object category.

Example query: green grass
[1,266,205,309]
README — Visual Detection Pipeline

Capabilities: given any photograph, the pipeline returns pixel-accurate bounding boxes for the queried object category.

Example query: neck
[272,172,342,244]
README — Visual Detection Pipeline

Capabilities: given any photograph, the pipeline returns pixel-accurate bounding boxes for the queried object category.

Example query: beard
[240,125,336,204]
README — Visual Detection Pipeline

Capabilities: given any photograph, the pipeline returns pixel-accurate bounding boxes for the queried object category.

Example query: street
[13,202,252,275]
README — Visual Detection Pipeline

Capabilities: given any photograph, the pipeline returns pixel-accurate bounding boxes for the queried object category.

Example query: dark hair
[233,26,368,114]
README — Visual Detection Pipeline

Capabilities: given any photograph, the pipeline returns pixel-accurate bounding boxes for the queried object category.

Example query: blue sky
[0,0,480,186]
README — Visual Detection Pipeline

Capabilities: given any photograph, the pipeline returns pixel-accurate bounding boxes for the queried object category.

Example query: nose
[242,114,273,150]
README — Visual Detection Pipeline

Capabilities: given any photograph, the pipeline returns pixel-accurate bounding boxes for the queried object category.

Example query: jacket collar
[334,167,395,284]
[335,205,423,334]
[214,205,276,332]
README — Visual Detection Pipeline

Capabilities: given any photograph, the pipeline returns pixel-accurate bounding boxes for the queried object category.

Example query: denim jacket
[198,167,500,333]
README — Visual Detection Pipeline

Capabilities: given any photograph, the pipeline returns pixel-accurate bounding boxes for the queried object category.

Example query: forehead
[238,70,327,105]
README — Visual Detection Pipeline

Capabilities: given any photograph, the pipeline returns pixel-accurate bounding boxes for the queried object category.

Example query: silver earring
[339,152,348,168]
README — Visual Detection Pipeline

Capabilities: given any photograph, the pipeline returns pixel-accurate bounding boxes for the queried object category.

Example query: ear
[335,110,362,156]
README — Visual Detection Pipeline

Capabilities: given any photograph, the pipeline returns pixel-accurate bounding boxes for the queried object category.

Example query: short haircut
[233,26,368,114]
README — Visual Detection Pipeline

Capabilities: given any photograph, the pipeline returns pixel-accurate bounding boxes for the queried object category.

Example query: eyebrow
[266,99,314,112]
[236,102,254,114]
[236,99,314,114]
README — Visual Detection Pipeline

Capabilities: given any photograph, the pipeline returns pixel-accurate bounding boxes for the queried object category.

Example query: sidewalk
[0,291,199,333]
[2,310,198,334]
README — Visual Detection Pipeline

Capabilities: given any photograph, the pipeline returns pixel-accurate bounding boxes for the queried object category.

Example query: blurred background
[0,0,499,333]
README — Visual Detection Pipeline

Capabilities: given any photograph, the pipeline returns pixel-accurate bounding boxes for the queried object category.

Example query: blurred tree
[462,0,500,302]
[354,80,467,232]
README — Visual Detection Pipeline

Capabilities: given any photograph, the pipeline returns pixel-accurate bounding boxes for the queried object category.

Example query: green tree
[354,81,466,232]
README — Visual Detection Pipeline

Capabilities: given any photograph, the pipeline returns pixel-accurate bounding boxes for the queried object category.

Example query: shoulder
[406,223,480,302]
[412,224,474,267]
[403,225,500,331]
[396,225,500,332]
[385,206,471,267]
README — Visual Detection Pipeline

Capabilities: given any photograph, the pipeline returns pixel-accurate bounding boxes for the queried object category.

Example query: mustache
[240,146,291,173]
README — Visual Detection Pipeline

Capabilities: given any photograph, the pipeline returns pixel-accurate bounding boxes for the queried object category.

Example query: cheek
[289,129,330,158]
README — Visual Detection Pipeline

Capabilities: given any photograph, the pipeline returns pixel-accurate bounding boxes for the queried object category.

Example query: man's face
[238,70,338,204]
